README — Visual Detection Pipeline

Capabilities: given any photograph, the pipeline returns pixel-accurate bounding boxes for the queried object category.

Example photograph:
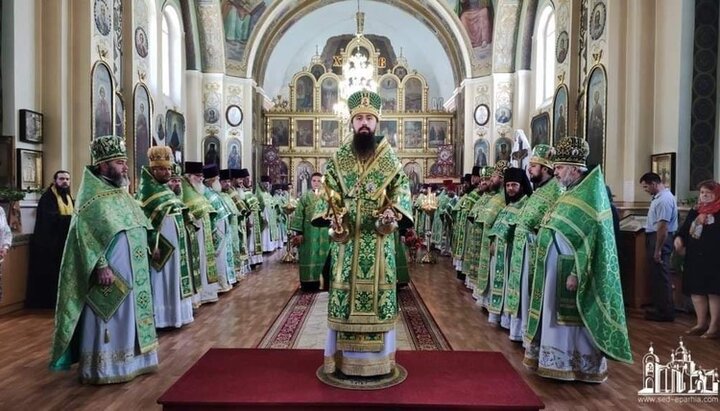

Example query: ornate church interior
[1,0,719,409]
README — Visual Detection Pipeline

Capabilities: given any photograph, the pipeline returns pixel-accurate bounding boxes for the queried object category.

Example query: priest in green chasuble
[50,135,158,384]
[312,90,413,377]
[290,172,331,292]
[136,147,194,329]
[524,137,632,382]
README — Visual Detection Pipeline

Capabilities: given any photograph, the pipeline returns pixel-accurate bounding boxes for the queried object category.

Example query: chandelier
[333,1,376,121]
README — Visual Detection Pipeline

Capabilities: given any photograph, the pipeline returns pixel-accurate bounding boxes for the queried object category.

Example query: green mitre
[91,135,127,165]
[347,90,382,119]
[529,144,555,168]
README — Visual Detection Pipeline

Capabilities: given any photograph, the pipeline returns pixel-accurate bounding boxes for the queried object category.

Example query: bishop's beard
[191,181,205,194]
[352,128,377,158]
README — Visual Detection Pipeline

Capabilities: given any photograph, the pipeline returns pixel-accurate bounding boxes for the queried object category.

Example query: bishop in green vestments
[290,172,331,291]
[524,137,631,382]
[50,135,158,384]
[312,91,413,377]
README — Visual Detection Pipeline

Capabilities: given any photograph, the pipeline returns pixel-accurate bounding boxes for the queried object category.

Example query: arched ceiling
[259,1,459,101]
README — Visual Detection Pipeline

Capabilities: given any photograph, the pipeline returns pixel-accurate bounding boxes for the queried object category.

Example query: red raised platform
[158,349,544,410]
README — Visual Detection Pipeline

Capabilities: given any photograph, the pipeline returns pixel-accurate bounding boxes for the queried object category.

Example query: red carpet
[157,349,544,410]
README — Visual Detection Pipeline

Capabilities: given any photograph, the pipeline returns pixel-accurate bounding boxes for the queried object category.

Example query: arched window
[534,4,556,107]
[161,5,183,104]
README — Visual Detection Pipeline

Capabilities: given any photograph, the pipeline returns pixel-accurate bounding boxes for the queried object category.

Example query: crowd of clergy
[413,137,632,383]
[49,140,295,384]
[47,133,632,385]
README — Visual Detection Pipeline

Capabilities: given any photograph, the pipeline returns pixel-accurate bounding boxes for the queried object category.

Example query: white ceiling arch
[240,0,474,103]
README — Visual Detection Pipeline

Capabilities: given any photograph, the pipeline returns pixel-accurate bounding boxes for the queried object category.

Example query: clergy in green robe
[181,162,220,305]
[413,188,428,236]
[505,145,561,343]
[234,168,263,266]
[203,164,235,291]
[290,172,331,291]
[257,176,281,252]
[312,90,413,377]
[220,169,247,279]
[430,188,449,250]
[137,147,193,329]
[50,135,158,384]
[474,161,510,303]
[486,168,533,336]
[452,168,482,280]
[462,167,493,290]
[227,168,251,275]
[524,137,631,383]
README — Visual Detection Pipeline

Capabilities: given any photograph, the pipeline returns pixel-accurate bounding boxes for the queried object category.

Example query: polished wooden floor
[0,252,717,410]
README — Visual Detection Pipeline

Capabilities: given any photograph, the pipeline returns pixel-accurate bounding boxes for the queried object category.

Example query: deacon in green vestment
[234,169,263,266]
[450,174,471,277]
[505,145,561,343]
[441,187,458,256]
[474,161,510,303]
[137,147,193,328]
[413,187,428,236]
[50,135,158,384]
[290,172,331,291]
[524,137,632,383]
[486,168,533,335]
[274,186,289,244]
[430,186,449,252]
[462,167,492,290]
[220,169,247,279]
[312,90,413,377]
[452,168,482,281]
[257,176,281,252]
[227,168,251,275]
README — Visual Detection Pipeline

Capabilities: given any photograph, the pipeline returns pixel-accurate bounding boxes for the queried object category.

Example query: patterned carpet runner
[258,282,451,350]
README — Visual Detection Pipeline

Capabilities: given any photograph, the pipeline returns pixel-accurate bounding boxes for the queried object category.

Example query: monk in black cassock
[25,170,75,309]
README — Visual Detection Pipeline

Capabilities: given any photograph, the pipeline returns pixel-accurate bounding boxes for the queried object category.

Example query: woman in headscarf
[0,206,12,302]
[674,180,720,339]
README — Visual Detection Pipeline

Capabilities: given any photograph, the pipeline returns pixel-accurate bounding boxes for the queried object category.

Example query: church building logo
[638,338,718,402]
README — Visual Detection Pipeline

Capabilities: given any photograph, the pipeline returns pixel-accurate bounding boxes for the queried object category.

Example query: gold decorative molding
[137,69,147,83]
[557,71,566,84]
[592,49,603,64]
[96,44,110,60]
[205,126,220,136]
